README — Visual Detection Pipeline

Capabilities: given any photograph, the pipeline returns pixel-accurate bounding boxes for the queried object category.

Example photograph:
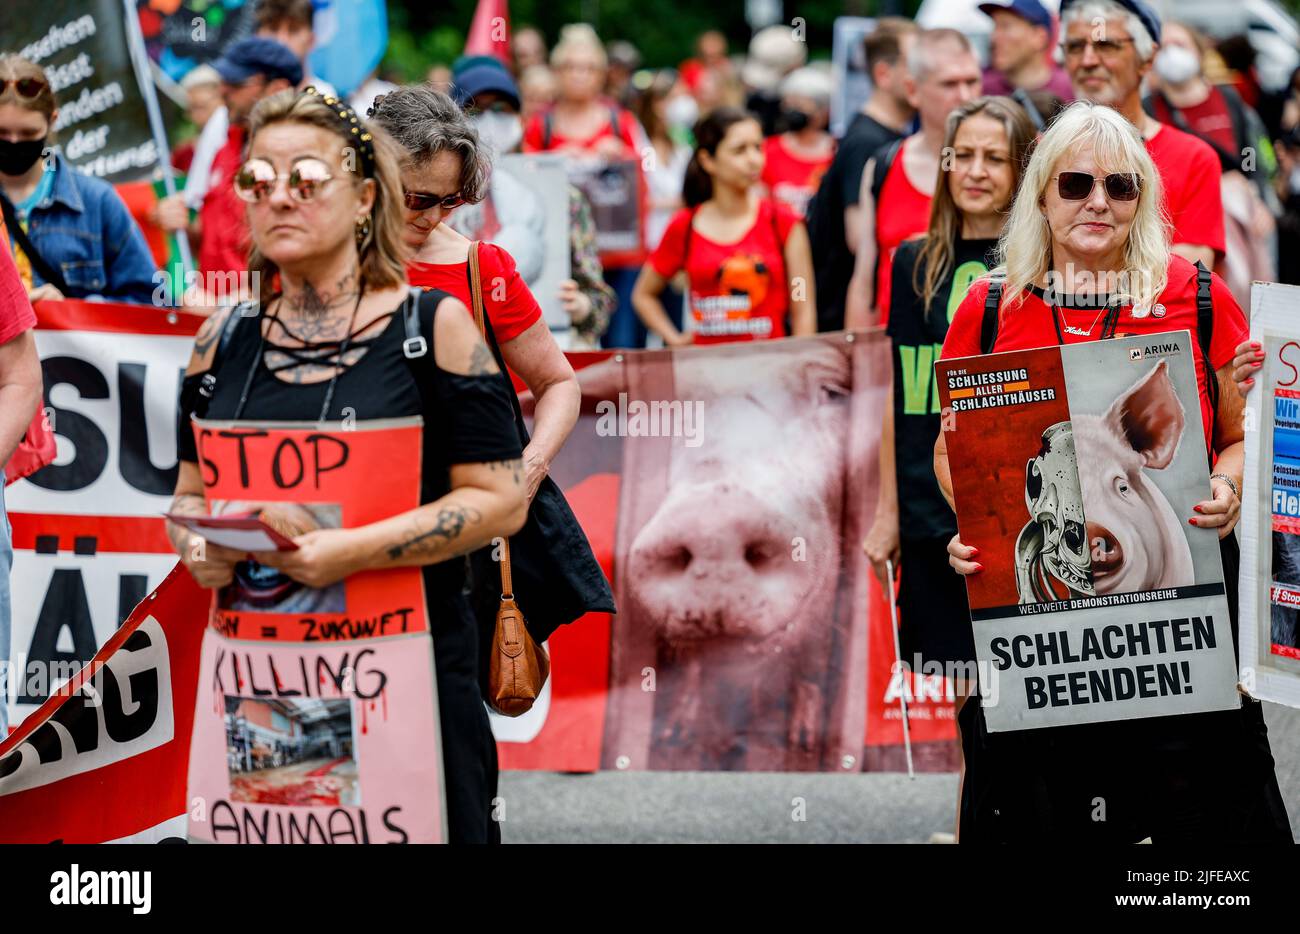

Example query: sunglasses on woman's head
[234,158,335,203]
[0,77,49,99]
[402,188,466,212]
[1054,171,1141,202]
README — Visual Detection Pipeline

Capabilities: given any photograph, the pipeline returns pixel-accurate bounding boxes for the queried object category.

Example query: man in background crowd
[155,0,328,254]
[805,17,917,333]
[1060,0,1223,269]
[844,28,981,330]
[156,38,302,278]
[979,0,1074,100]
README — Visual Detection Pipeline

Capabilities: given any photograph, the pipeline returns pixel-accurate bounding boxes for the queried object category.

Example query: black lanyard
[1048,300,1122,345]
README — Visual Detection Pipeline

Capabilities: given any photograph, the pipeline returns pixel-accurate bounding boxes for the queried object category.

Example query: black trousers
[434,594,501,844]
[959,534,1294,844]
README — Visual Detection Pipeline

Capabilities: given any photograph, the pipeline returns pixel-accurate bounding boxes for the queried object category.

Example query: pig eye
[1113,476,1131,497]
[1026,460,1043,501]
[819,383,850,404]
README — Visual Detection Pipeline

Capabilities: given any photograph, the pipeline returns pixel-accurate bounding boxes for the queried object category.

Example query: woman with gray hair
[761,66,835,217]
[368,84,580,504]
[933,101,1291,843]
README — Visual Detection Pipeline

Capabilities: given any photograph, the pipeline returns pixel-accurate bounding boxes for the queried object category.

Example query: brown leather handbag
[467,242,550,716]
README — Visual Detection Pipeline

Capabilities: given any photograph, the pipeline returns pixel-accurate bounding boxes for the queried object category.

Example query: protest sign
[8,301,953,781]
[1240,282,1300,707]
[12,1,161,184]
[449,153,573,340]
[184,417,445,842]
[4,300,204,731]
[565,157,648,269]
[191,417,430,642]
[830,17,876,139]
[937,331,1240,731]
[0,566,203,843]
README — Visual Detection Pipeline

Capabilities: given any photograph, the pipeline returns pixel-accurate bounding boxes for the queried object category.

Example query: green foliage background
[383,0,1300,80]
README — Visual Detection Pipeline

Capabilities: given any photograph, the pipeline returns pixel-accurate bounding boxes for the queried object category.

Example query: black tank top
[177,289,523,611]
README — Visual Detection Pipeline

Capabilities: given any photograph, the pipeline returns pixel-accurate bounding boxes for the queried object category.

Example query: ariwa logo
[49,865,151,914]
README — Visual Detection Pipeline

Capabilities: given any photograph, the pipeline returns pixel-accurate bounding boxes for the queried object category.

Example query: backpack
[979,261,1220,417]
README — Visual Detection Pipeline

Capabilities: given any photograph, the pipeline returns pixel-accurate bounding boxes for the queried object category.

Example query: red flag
[465,0,511,65]
[0,566,206,843]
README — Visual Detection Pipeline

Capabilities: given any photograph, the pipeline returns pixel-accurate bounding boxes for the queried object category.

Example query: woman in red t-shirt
[369,85,579,500]
[760,66,835,218]
[933,102,1290,844]
[631,107,815,345]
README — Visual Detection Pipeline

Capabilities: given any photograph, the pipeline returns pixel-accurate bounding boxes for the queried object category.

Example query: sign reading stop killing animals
[937,331,1239,731]
[185,417,445,843]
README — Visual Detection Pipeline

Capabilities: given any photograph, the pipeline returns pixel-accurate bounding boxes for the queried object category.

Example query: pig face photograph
[577,334,882,772]
[1069,360,1197,595]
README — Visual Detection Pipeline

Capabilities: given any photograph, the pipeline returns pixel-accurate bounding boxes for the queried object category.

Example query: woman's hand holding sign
[250,528,364,589]
[946,534,981,576]
[1191,476,1241,539]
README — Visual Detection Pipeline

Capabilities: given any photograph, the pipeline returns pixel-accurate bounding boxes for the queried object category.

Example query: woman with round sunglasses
[0,55,156,304]
[367,84,580,504]
[934,102,1291,843]
[167,88,527,843]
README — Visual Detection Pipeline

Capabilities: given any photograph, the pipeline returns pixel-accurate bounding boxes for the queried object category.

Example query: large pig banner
[1240,282,1300,708]
[937,331,1240,731]
[5,301,952,807]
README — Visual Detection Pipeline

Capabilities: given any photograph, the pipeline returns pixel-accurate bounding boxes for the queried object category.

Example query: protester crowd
[1,0,1299,844]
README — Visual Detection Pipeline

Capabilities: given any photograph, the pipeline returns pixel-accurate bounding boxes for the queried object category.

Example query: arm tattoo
[192,309,231,361]
[484,458,524,486]
[386,504,484,561]
[468,341,498,376]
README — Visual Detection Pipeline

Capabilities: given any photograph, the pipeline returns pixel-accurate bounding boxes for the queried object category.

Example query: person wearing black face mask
[761,67,834,219]
[0,55,157,304]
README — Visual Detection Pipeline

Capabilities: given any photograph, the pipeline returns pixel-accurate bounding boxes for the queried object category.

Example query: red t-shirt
[941,256,1247,445]
[761,135,833,218]
[1146,124,1225,255]
[0,221,36,344]
[406,242,542,344]
[874,145,932,327]
[522,104,642,156]
[650,200,798,344]
[199,125,251,276]
[1150,88,1237,162]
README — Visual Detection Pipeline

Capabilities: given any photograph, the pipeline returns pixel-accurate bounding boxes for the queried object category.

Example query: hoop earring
[355,214,372,249]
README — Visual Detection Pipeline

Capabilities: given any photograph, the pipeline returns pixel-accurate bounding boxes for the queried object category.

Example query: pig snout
[1086,521,1124,577]
[627,482,835,646]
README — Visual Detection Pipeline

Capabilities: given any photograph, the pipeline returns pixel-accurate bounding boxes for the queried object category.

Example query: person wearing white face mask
[1145,20,1277,203]
[633,70,693,343]
[1143,20,1280,305]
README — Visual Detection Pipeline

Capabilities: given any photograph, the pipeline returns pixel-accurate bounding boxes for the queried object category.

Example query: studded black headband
[302,85,375,177]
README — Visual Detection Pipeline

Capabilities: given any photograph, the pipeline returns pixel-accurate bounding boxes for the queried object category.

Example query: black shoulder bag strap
[1195,259,1220,418]
[870,137,905,205]
[980,277,1006,355]
[542,111,553,150]
[0,192,70,294]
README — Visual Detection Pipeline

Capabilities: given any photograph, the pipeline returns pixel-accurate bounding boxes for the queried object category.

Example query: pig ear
[1102,360,1185,469]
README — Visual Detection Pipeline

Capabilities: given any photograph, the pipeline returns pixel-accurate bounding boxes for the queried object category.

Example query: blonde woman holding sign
[166,88,526,844]
[934,101,1291,843]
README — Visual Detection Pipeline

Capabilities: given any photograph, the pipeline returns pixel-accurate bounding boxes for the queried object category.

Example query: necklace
[231,282,368,423]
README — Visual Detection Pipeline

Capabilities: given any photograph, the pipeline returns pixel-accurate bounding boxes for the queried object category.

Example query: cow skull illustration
[1015,421,1095,603]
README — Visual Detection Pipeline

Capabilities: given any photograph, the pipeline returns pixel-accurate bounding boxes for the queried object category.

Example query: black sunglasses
[402,188,465,212]
[1055,171,1141,202]
[0,77,48,99]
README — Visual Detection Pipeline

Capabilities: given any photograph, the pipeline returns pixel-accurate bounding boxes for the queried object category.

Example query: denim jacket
[17,152,157,304]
